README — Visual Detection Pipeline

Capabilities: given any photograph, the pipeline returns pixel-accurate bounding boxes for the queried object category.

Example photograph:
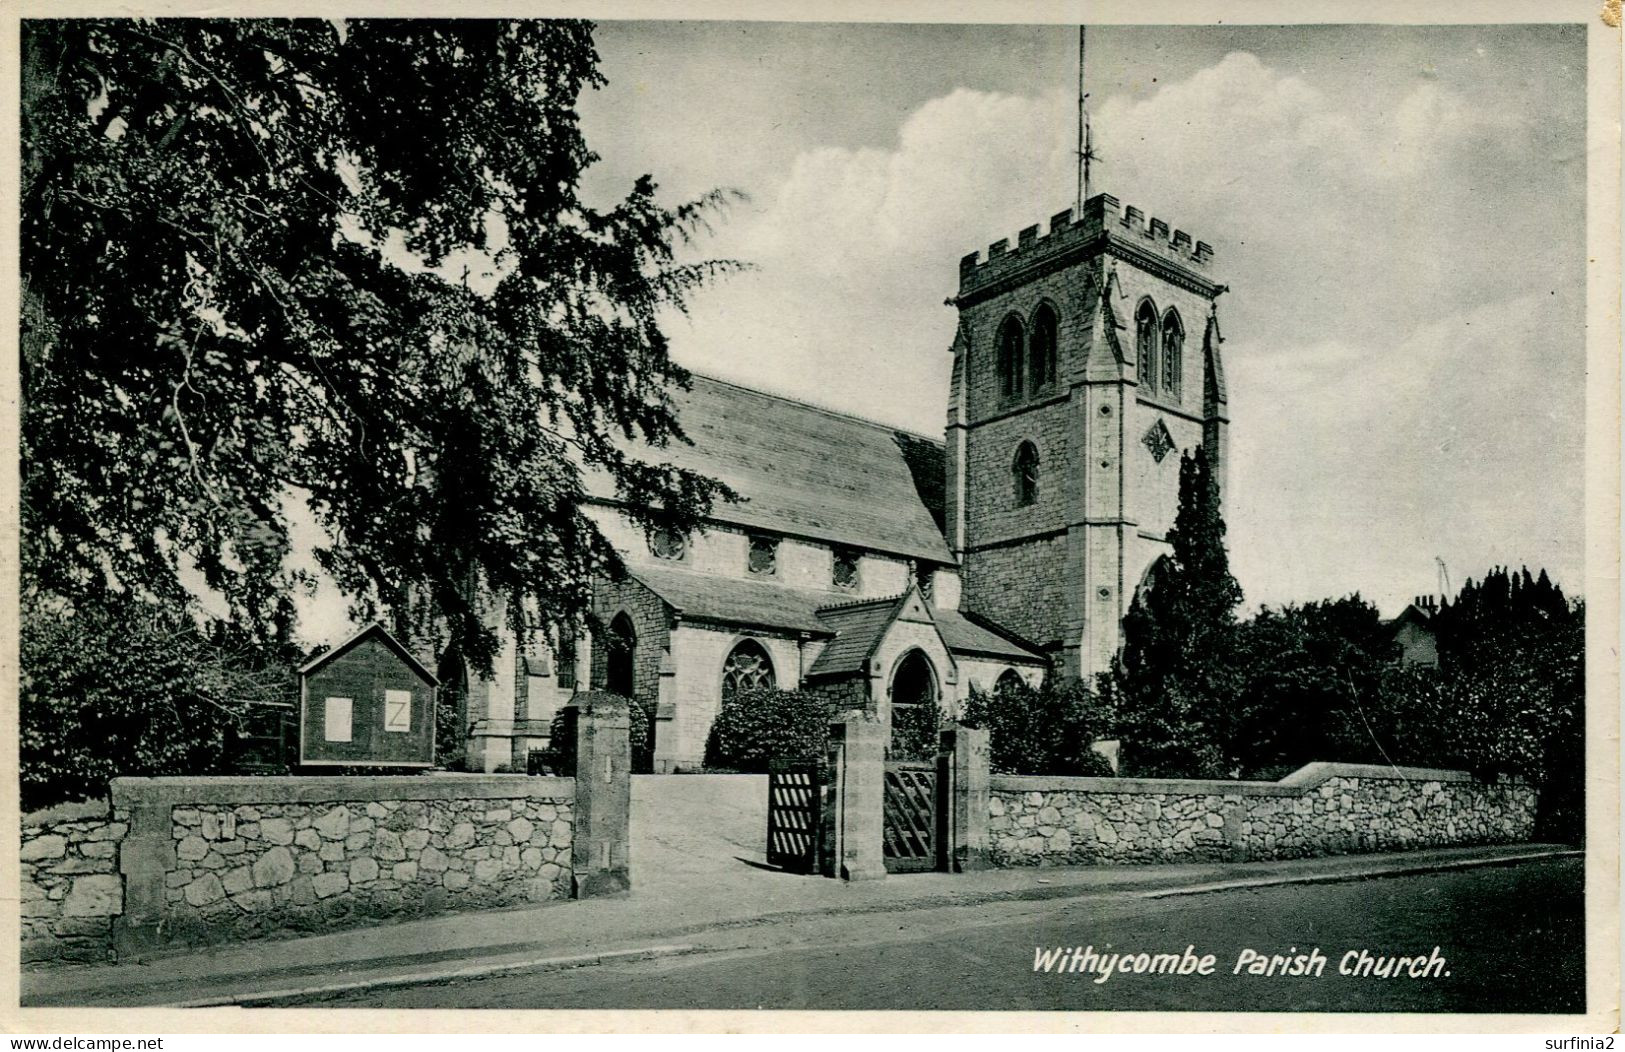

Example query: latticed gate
[882,760,940,872]
[766,759,823,873]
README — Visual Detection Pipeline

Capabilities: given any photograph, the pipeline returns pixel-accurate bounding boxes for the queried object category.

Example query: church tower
[944,193,1230,681]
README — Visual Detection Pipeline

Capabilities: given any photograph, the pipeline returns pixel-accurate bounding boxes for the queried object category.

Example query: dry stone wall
[158,792,573,945]
[21,801,129,964]
[987,763,1537,867]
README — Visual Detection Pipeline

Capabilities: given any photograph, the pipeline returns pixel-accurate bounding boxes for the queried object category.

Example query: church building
[462,191,1231,773]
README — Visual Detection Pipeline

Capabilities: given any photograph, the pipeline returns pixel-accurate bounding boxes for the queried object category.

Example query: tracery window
[1136,299,1159,393]
[1013,441,1040,507]
[747,535,777,576]
[1028,303,1058,394]
[832,547,860,590]
[995,668,1025,694]
[721,638,776,699]
[1161,309,1184,399]
[997,315,1026,400]
[649,527,687,561]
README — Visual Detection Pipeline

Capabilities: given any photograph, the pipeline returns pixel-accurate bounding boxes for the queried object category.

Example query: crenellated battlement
[958,193,1217,299]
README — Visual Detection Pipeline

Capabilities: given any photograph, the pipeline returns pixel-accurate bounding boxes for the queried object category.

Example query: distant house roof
[587,374,952,564]
[298,622,439,686]
[1386,603,1436,633]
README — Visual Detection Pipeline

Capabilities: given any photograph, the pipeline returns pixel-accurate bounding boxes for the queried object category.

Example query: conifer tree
[1111,445,1243,777]
[21,19,738,674]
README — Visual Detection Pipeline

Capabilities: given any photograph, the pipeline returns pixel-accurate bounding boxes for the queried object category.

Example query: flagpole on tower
[1076,24,1091,213]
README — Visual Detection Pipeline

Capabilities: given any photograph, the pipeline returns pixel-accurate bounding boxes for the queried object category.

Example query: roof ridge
[816,592,907,615]
[685,371,944,448]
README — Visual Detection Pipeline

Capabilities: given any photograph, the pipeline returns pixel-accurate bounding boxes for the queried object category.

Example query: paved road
[311,856,1584,1013]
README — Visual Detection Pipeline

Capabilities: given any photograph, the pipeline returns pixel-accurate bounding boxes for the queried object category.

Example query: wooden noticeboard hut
[298,622,438,769]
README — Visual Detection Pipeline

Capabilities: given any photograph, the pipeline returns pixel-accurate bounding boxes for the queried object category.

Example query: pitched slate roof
[626,562,1046,674]
[807,595,910,678]
[934,609,1046,664]
[590,375,952,564]
[624,563,837,635]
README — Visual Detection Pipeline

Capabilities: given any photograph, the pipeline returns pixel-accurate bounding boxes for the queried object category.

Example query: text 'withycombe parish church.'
[463,191,1231,773]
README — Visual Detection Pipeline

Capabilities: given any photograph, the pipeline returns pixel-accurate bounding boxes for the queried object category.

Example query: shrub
[536,692,650,776]
[704,688,843,772]
[961,677,1115,776]
[21,597,295,811]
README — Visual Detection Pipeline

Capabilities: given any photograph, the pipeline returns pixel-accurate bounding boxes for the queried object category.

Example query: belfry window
[1161,309,1184,400]
[997,315,1026,400]
[1013,441,1040,507]
[721,638,776,699]
[1029,303,1058,394]
[1136,300,1159,393]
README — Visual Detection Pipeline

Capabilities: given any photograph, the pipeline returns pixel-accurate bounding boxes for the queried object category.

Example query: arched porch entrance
[887,648,940,761]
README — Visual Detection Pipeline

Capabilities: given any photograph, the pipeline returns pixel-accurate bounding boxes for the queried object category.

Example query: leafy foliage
[961,678,1115,776]
[21,19,737,676]
[1110,446,1243,777]
[21,598,297,811]
[704,689,844,772]
[887,694,948,763]
[535,692,650,776]
[1222,595,1396,778]
[1221,566,1584,842]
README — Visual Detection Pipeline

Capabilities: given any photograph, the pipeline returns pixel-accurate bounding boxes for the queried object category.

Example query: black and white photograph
[6,0,1620,1036]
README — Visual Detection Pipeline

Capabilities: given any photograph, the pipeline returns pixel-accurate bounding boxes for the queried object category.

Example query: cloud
[1227,290,1584,612]
[663,48,1580,612]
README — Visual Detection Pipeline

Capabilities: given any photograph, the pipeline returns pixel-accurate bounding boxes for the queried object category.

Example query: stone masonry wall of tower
[949,193,1228,683]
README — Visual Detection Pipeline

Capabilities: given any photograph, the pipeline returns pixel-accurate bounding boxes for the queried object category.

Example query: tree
[961,677,1115,776]
[22,19,736,679]
[21,594,298,811]
[1110,445,1243,777]
[1431,568,1585,841]
[1225,595,1395,778]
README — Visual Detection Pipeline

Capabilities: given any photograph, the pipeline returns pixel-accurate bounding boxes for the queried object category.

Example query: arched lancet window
[994,668,1025,695]
[1028,303,1058,394]
[1135,299,1159,393]
[1013,441,1040,507]
[997,315,1026,400]
[605,613,636,699]
[1161,309,1184,399]
[721,638,775,699]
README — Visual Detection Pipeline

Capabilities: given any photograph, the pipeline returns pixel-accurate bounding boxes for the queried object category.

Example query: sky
[562,21,1589,618]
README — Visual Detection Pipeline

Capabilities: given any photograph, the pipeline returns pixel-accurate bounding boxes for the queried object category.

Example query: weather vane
[1077,25,1098,214]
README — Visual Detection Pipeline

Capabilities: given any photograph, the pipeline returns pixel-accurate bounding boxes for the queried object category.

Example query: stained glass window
[721,639,775,699]
[748,535,777,575]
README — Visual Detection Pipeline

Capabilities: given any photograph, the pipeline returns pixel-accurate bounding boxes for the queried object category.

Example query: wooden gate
[766,759,823,873]
[882,760,941,873]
